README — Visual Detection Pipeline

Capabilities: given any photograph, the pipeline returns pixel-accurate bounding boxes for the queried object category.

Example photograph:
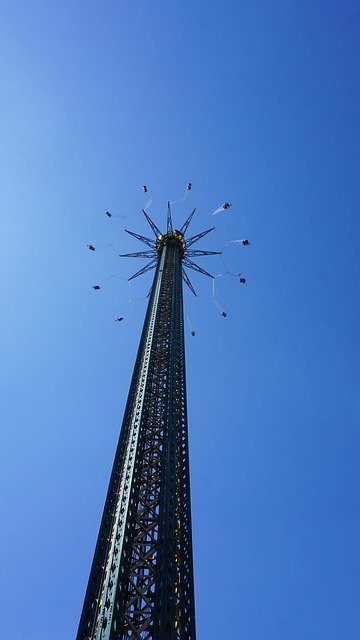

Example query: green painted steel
[77,230,196,640]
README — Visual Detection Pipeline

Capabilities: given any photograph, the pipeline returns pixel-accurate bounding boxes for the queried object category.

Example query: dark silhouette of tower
[77,205,219,640]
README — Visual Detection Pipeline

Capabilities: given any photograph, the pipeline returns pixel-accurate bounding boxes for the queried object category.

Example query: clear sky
[1,1,359,638]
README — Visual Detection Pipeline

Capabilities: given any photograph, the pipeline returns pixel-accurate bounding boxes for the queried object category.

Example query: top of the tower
[119,203,220,292]
[156,230,186,255]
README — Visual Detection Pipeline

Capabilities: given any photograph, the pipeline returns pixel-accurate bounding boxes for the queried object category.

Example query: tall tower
[77,205,219,640]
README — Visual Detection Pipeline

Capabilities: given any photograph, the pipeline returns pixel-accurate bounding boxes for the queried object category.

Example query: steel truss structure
[77,207,219,640]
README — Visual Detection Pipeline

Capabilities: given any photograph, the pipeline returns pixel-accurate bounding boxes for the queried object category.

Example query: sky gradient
[1,1,360,638]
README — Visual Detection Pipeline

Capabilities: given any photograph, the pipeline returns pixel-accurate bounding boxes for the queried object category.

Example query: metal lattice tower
[77,205,219,640]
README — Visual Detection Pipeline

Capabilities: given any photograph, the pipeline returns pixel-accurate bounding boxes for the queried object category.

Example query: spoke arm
[180,208,196,235]
[142,210,162,238]
[185,249,221,257]
[167,202,173,232]
[119,250,156,258]
[128,258,157,281]
[185,226,215,248]
[182,269,197,296]
[124,229,156,248]
[183,258,213,278]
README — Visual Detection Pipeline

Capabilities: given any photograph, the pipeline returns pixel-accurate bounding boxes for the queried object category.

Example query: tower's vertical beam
[77,235,196,640]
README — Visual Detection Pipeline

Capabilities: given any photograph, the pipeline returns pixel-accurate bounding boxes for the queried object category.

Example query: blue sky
[1,1,359,638]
